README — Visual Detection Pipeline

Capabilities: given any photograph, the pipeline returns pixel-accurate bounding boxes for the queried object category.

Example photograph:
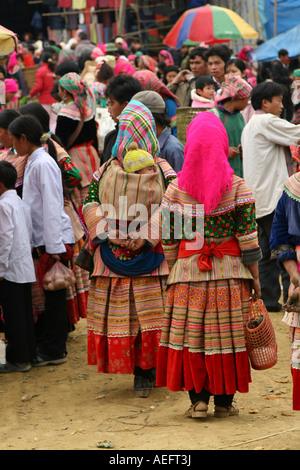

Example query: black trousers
[0,280,36,364]
[33,247,69,359]
[189,388,234,407]
[257,212,290,308]
[38,287,68,359]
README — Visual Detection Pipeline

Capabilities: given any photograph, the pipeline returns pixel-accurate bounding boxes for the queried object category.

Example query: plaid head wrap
[59,72,94,118]
[133,70,180,106]
[215,76,252,103]
[138,55,158,73]
[111,99,160,165]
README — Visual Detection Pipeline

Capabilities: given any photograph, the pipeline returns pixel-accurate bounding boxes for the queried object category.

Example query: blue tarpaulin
[249,24,300,62]
[264,0,300,38]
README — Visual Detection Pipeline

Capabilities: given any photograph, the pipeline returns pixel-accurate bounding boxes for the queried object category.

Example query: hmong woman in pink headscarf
[158,49,174,66]
[130,111,262,418]
[82,100,177,397]
[114,57,135,76]
[137,54,158,73]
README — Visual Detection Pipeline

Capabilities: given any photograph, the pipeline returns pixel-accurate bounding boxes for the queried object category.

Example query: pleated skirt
[87,275,166,374]
[156,278,252,396]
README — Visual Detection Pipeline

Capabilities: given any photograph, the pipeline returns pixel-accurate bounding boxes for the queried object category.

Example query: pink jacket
[30,63,56,104]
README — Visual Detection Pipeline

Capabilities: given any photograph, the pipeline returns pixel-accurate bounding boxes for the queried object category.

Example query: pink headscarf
[7,52,19,75]
[177,112,233,214]
[159,49,174,66]
[133,70,180,106]
[4,78,18,93]
[114,58,135,76]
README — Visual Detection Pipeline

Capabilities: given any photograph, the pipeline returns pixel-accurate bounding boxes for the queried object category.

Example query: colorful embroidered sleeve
[231,180,261,264]
[156,157,177,187]
[82,166,109,241]
[52,140,83,188]
[58,154,83,188]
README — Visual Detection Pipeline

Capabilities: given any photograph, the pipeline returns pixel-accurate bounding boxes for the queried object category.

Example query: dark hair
[0,65,7,78]
[77,31,88,41]
[157,61,166,71]
[19,102,49,132]
[152,112,171,128]
[0,109,19,129]
[0,160,17,189]
[278,49,288,57]
[190,47,208,61]
[55,60,79,77]
[164,65,179,75]
[251,81,284,110]
[18,103,64,162]
[41,52,55,72]
[105,75,142,103]
[226,58,246,74]
[163,65,179,84]
[77,52,92,73]
[204,45,232,64]
[8,115,44,147]
[195,75,215,90]
[96,62,114,83]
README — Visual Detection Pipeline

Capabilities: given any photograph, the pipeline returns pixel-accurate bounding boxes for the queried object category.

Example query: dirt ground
[0,310,299,452]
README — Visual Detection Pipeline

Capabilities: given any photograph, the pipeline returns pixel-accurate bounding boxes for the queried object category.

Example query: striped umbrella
[0,25,18,57]
[164,4,258,49]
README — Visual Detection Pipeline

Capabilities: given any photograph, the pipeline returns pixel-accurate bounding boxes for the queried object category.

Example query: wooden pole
[274,0,277,37]
[117,0,127,36]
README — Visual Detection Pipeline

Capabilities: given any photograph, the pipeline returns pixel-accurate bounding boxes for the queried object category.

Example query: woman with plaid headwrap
[82,100,177,397]
[211,75,253,178]
[56,72,99,207]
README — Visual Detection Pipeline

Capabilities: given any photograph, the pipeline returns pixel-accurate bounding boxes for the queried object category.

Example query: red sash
[178,236,241,271]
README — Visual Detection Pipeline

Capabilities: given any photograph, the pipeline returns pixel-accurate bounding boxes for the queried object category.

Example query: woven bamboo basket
[246,298,277,370]
[176,106,211,146]
[23,65,37,92]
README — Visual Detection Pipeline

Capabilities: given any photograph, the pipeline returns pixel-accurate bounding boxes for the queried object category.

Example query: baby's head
[123,142,156,174]
[195,75,215,100]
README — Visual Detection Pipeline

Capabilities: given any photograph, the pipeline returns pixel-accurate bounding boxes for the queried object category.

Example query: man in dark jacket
[133,90,184,173]
[271,49,294,121]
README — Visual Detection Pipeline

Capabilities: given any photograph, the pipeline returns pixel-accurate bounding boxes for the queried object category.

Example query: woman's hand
[108,229,128,247]
[228,147,240,159]
[251,277,261,299]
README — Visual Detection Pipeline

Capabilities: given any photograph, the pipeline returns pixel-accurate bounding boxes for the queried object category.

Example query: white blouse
[242,112,300,219]
[22,147,74,254]
[0,190,36,283]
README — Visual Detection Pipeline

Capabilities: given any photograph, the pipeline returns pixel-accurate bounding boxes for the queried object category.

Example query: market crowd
[0,31,300,416]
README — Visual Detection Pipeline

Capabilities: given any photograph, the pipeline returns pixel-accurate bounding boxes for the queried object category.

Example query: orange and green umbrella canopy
[164,4,258,49]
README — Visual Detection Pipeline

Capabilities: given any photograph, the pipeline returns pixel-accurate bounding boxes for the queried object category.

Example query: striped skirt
[156,278,252,396]
[289,326,300,410]
[282,303,300,410]
[87,275,166,374]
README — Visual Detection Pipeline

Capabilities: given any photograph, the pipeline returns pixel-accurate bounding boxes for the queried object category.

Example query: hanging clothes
[72,0,87,8]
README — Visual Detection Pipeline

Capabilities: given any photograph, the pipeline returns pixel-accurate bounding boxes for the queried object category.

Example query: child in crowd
[123,142,156,174]
[225,58,254,123]
[0,161,36,372]
[191,75,215,108]
[212,75,252,177]
[225,58,247,80]
[8,115,75,367]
